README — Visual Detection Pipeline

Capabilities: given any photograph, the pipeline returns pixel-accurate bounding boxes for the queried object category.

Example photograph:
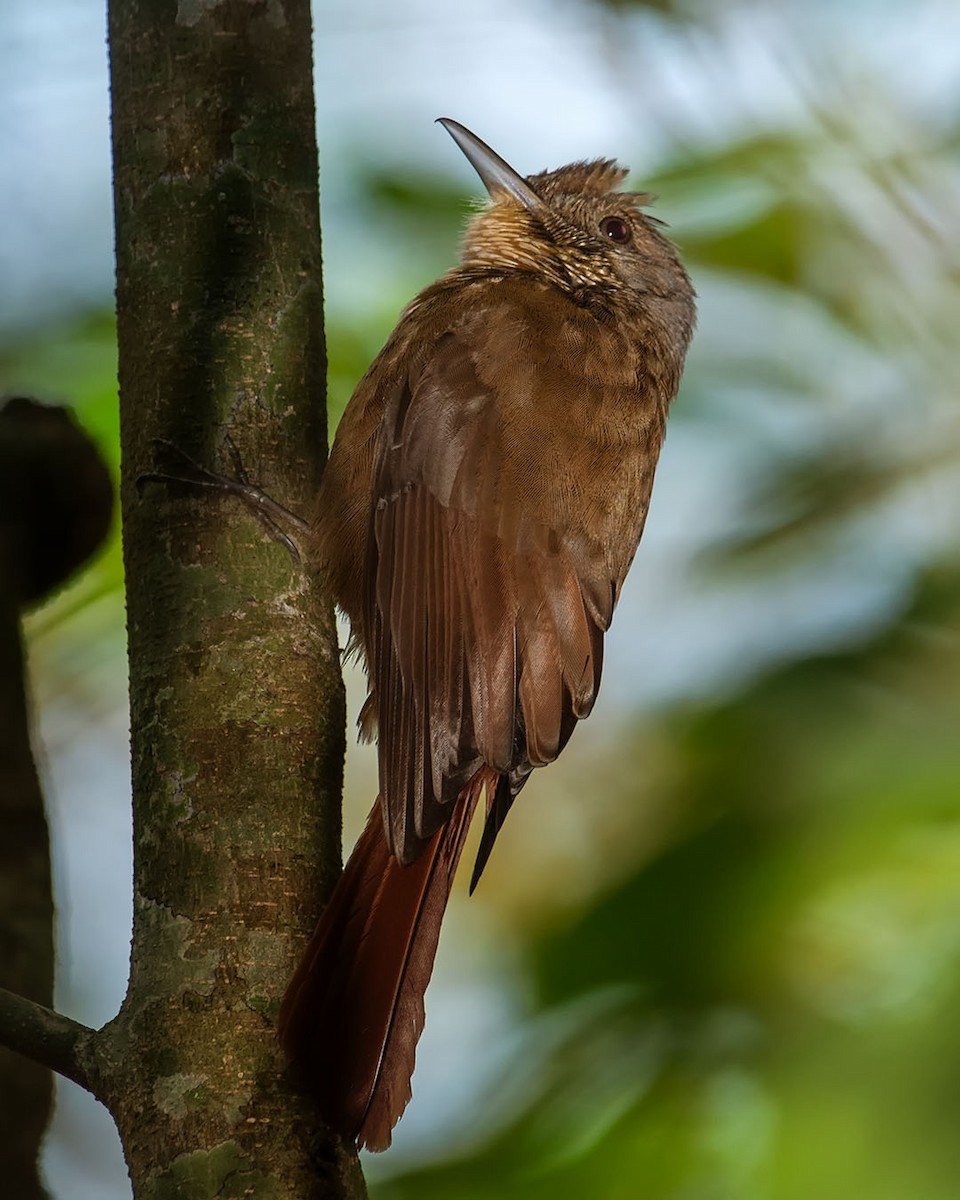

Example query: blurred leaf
[361,170,471,227]
[533,817,787,1009]
[700,441,959,566]
[682,202,805,286]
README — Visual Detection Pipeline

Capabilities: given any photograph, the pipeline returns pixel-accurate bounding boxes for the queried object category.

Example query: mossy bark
[104,1,361,1195]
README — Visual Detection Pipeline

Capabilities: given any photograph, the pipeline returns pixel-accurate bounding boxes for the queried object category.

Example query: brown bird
[278,118,696,1151]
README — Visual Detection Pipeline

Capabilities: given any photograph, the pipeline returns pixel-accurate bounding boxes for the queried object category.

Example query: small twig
[0,986,100,1097]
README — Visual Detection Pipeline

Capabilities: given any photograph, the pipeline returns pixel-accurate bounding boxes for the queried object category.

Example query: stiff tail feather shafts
[278,769,491,1150]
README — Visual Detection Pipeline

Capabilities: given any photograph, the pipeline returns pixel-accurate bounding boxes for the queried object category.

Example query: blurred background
[3,0,960,1196]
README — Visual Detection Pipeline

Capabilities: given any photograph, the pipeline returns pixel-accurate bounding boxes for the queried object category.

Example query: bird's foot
[138,435,309,565]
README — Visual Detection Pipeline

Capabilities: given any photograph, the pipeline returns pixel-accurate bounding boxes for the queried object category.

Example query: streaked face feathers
[458,157,691,307]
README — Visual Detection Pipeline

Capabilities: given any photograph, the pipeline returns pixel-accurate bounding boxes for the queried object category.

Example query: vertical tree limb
[0,597,54,1200]
[0,395,114,1199]
[105,2,360,1195]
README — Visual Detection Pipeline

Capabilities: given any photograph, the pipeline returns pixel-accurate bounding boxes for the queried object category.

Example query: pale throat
[460,205,557,275]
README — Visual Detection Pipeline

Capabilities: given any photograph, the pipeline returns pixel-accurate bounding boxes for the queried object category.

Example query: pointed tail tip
[277,787,483,1155]
[355,1107,398,1153]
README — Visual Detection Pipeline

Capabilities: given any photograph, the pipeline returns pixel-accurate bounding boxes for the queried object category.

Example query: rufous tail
[278,769,489,1150]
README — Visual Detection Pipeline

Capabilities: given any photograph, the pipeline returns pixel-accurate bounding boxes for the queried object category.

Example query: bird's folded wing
[365,330,613,865]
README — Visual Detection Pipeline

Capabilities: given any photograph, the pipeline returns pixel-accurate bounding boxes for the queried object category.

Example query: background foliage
[3,0,959,1195]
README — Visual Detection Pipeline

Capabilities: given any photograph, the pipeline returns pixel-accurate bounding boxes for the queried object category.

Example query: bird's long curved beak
[436,118,546,214]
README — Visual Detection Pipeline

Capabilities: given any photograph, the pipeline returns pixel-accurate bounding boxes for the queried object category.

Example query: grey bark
[103,0,360,1194]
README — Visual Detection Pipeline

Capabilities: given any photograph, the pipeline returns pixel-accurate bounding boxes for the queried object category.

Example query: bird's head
[438,118,694,314]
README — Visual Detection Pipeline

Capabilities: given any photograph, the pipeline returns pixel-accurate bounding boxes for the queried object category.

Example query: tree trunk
[100,0,361,1194]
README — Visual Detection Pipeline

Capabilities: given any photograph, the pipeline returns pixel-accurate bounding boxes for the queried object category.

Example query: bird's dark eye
[599,215,631,244]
